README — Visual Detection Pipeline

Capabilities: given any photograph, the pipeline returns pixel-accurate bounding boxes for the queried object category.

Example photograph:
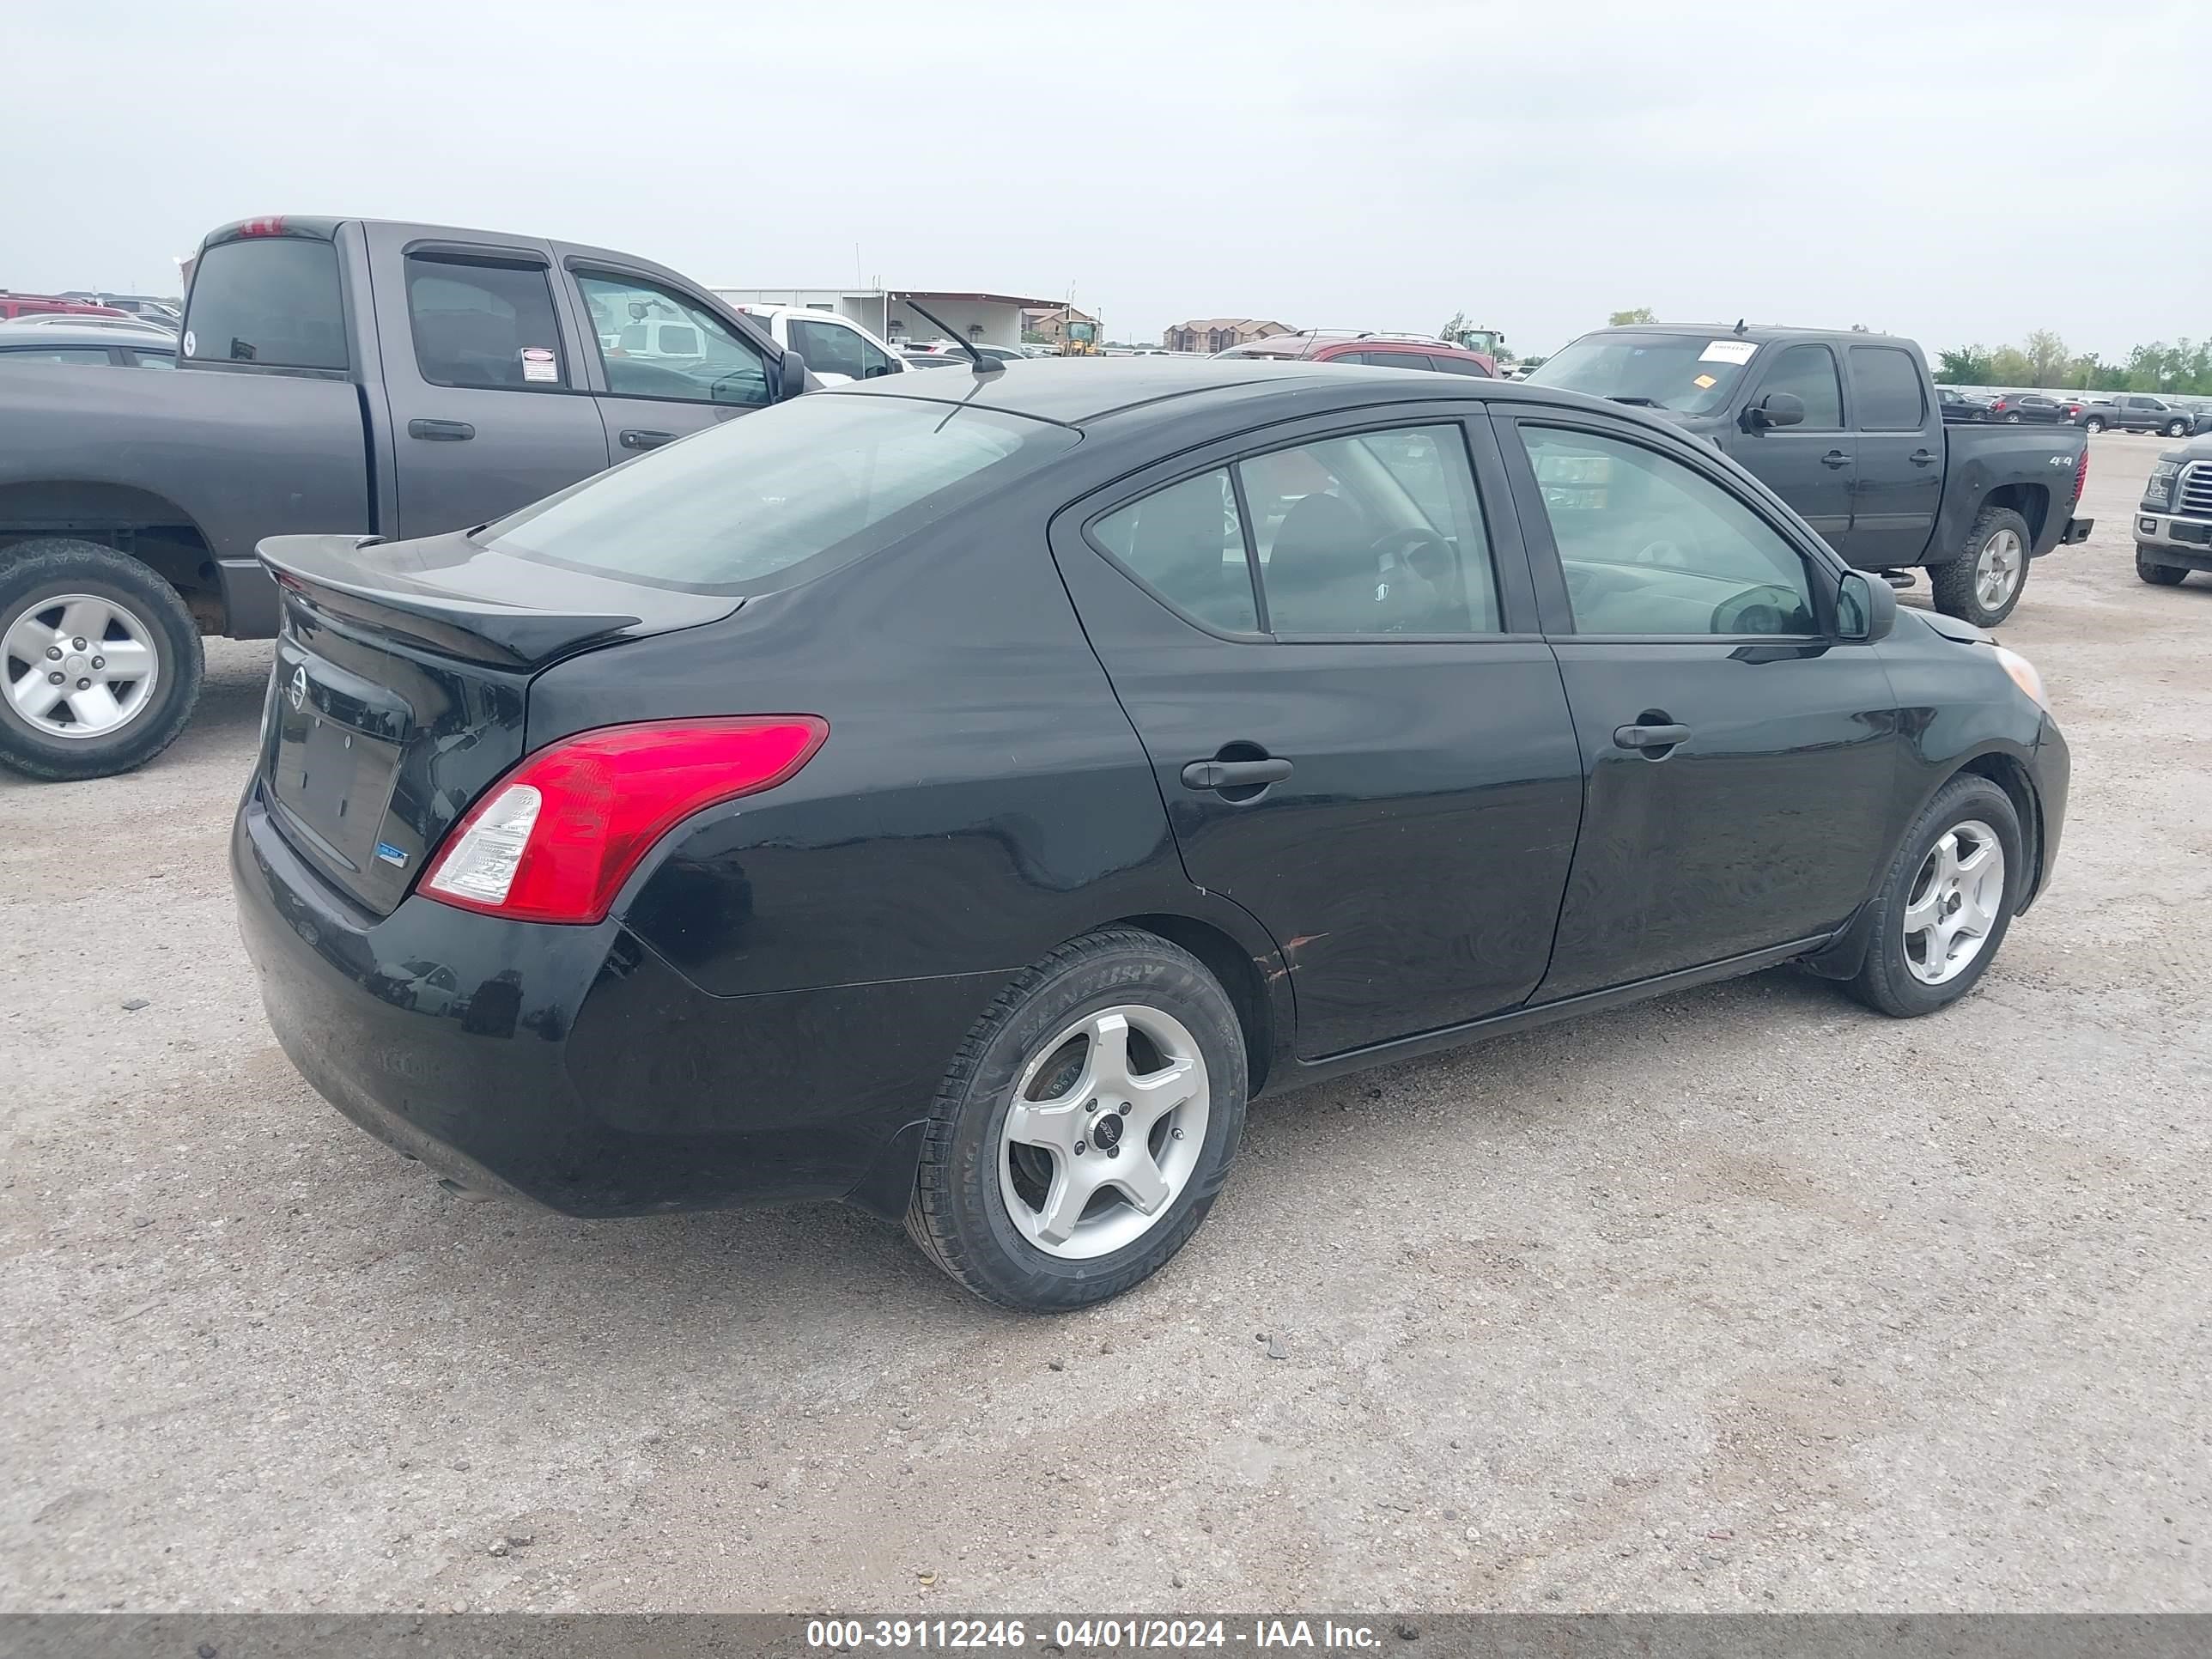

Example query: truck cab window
[404,256,568,391]
[1757,344,1843,427]
[182,237,348,369]
[575,274,769,407]
[1848,346,1926,430]
[787,317,867,380]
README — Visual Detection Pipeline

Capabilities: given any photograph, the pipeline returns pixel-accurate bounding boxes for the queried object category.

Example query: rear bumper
[2058,516,2093,547]
[231,785,996,1216]
[2134,512,2212,570]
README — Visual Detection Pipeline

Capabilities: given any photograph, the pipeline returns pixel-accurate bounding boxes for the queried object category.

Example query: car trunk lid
[255,531,738,915]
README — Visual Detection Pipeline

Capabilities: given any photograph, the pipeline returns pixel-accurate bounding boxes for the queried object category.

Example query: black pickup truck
[1527,325,2091,626]
[0,216,811,781]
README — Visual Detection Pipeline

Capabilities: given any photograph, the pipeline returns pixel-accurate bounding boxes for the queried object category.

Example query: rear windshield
[480,393,1079,592]
[1525,331,1758,415]
[183,237,348,369]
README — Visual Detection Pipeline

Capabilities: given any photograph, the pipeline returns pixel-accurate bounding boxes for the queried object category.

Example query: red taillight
[421,716,829,925]
[2073,445,2088,501]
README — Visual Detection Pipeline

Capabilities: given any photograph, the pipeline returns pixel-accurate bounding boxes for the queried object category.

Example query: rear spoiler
[258,533,647,669]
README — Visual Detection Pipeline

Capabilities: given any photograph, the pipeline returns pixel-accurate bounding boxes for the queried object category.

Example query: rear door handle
[406,418,475,441]
[1820,449,1850,469]
[1909,448,1938,467]
[619,428,678,451]
[1181,757,1293,792]
[1614,722,1691,752]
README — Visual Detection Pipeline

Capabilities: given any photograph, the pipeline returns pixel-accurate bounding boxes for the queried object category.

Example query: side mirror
[1837,569,1896,643]
[775,348,811,399]
[1743,391,1805,431]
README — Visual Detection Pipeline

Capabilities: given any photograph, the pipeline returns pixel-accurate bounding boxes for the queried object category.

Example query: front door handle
[619,428,678,451]
[1182,757,1292,793]
[1909,448,1938,467]
[1614,722,1692,754]
[407,418,475,441]
[1820,449,1850,469]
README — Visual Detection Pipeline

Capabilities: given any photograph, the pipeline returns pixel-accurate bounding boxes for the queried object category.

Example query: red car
[0,293,131,322]
[1212,330,1495,376]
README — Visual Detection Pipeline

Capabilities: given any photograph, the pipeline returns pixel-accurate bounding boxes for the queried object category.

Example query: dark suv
[1985,392,2068,424]
[2075,395,2200,437]
[1214,331,1494,377]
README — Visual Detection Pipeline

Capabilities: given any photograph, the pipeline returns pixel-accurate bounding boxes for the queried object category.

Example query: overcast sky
[3,0,2205,358]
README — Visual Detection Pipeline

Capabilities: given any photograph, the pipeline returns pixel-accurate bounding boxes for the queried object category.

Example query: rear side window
[0,346,114,366]
[1849,346,1926,430]
[1757,343,1843,427]
[1091,470,1259,633]
[405,255,568,390]
[481,395,1078,592]
[183,237,348,369]
[1429,355,1490,376]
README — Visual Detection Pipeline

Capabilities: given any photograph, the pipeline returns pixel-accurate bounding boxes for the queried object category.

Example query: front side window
[1849,346,1926,430]
[482,395,1075,592]
[1520,426,1817,636]
[181,236,347,369]
[1756,343,1843,427]
[787,316,867,380]
[405,255,567,391]
[575,274,769,406]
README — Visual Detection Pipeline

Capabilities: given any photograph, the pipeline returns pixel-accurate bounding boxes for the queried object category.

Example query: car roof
[0,320,174,349]
[1591,323,1919,352]
[821,355,1632,430]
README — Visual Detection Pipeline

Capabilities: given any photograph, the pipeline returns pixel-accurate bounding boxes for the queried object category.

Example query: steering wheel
[1711,583,1808,635]
[1355,529,1449,630]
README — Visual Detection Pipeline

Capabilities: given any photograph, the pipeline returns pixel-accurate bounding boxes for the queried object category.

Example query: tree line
[1934,333,2212,394]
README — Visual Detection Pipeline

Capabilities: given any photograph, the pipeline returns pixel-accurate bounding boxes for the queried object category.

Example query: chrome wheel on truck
[1929,506,2034,627]
[0,538,204,781]
[4,592,161,739]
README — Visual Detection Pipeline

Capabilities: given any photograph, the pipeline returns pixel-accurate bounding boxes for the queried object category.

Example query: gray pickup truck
[0,216,810,780]
[1527,325,2092,627]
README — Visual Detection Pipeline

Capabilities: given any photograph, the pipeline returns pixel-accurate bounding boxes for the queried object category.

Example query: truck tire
[0,538,204,782]
[2164,418,2190,438]
[1929,506,2033,627]
[2136,553,2188,586]
[2081,416,2106,434]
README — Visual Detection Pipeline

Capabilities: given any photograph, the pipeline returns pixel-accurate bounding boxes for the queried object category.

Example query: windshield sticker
[1692,373,1718,389]
[520,347,558,383]
[1698,339,1758,365]
[181,330,196,357]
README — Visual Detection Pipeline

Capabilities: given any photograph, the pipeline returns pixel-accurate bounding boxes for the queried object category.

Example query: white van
[729,305,908,386]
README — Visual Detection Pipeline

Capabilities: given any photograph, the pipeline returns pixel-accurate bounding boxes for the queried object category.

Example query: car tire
[2081,417,2105,434]
[2003,412,2021,423]
[905,927,1249,1312]
[0,538,204,782]
[1929,505,2033,627]
[2136,553,2189,586]
[1845,775,2025,1018]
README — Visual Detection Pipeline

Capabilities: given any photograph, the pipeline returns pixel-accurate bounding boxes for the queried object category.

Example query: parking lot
[3,430,2207,1613]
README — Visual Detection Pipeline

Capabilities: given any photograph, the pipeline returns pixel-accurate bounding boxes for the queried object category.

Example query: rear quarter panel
[1934,424,2085,560]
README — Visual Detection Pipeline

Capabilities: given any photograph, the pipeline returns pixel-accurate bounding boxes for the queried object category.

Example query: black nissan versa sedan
[232,358,2068,1311]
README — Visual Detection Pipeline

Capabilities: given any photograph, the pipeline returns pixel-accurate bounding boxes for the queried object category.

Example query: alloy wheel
[1902,820,2005,986]
[3,592,161,739]
[999,1005,1211,1260]
[1974,530,2023,613]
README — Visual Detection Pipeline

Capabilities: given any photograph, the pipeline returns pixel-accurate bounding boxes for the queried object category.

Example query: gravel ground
[3,432,2208,1613]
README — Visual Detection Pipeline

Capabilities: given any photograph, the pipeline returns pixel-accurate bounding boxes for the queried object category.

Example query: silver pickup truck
[0,216,810,780]
[2135,435,2212,588]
